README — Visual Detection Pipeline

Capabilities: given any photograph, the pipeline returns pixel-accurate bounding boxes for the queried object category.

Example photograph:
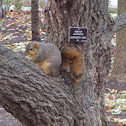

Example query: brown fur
[25,42,62,77]
[61,44,85,83]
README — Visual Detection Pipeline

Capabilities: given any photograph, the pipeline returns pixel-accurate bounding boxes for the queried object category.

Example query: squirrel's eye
[30,48,33,50]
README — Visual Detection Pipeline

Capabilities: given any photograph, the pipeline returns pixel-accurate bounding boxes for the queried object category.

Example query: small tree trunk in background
[110,0,126,82]
[31,0,40,41]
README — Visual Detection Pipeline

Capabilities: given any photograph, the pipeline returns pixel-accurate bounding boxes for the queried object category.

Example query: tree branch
[101,12,126,48]
[0,46,86,126]
[114,12,126,33]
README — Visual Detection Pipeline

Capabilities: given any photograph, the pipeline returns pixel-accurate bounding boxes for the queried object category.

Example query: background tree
[0,0,8,18]
[1,0,126,126]
[110,0,126,82]
[31,0,40,41]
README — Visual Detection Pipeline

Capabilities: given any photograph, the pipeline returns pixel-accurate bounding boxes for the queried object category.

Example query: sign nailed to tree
[68,27,88,43]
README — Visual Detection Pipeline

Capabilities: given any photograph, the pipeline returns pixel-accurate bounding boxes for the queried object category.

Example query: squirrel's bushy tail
[61,44,85,83]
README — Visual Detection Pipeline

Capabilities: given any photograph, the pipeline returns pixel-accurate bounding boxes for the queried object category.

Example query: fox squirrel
[25,42,62,77]
[25,42,85,83]
[61,44,85,83]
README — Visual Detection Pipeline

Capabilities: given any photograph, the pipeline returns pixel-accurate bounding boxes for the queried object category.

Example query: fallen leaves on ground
[5,41,30,52]
[108,116,126,126]
[105,88,126,125]
[0,11,32,44]
[0,10,46,52]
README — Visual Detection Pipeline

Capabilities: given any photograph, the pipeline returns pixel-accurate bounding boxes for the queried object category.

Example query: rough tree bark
[110,0,126,82]
[0,47,87,126]
[1,0,126,126]
[44,0,113,125]
[31,0,40,41]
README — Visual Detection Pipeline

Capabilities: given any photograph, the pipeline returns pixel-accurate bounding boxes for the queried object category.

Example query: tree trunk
[110,0,126,82]
[31,0,40,41]
[1,0,126,126]
[44,0,112,124]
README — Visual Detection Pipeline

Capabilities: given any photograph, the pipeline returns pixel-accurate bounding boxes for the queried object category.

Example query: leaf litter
[105,88,126,125]
[0,10,45,52]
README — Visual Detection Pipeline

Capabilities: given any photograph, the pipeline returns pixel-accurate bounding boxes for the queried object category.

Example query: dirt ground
[0,12,126,126]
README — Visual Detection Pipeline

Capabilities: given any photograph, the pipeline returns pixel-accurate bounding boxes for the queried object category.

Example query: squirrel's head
[25,42,39,61]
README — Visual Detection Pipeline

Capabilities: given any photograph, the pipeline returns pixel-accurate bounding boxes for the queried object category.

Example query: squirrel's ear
[33,43,38,49]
